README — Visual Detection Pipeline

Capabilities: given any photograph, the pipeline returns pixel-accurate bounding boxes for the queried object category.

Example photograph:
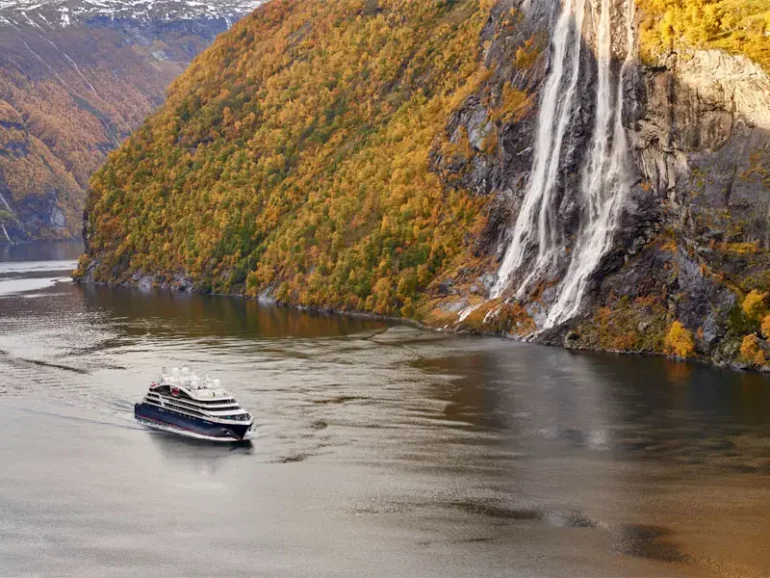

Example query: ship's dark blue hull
[134,403,251,440]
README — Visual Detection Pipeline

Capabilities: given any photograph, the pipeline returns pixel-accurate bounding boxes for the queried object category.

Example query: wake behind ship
[135,367,254,441]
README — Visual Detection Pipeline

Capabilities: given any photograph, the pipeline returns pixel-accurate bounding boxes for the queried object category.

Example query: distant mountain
[0,0,262,242]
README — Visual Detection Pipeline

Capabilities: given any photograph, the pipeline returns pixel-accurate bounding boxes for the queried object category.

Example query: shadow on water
[0,240,83,262]
[590,352,770,426]
[413,341,770,460]
[414,351,512,431]
[0,349,90,374]
[610,523,692,564]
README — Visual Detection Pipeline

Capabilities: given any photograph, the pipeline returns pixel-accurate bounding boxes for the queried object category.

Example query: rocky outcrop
[575,48,770,367]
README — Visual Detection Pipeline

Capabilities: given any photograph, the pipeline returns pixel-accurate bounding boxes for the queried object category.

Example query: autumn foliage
[638,0,770,71]
[742,289,768,320]
[740,334,770,367]
[81,0,495,316]
[0,19,225,238]
[663,321,696,358]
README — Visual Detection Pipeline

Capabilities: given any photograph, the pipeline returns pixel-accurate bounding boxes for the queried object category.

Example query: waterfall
[490,0,587,299]
[547,0,636,326]
[0,189,22,242]
[492,0,636,328]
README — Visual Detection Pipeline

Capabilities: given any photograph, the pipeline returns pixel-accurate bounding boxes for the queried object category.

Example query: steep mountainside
[78,0,770,370]
[0,0,261,241]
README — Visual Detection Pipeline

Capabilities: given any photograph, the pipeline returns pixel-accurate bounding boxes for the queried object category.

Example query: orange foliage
[740,334,770,367]
[742,289,768,320]
[80,0,495,316]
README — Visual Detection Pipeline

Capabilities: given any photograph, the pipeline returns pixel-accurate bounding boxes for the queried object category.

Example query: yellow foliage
[722,241,759,255]
[637,0,770,72]
[761,315,770,339]
[514,36,541,69]
[659,237,678,253]
[663,320,695,358]
[740,334,770,367]
[742,289,768,320]
[490,84,532,123]
[80,0,495,314]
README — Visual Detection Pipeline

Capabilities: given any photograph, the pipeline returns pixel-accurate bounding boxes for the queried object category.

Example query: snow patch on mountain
[0,0,264,28]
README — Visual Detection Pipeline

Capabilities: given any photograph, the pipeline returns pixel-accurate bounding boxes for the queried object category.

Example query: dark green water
[1,242,769,577]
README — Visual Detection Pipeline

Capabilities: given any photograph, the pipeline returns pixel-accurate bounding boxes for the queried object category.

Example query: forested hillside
[637,0,769,71]
[0,0,260,241]
[80,0,497,315]
[79,0,770,369]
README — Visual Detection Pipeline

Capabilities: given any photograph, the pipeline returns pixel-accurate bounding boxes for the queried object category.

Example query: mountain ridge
[0,0,261,28]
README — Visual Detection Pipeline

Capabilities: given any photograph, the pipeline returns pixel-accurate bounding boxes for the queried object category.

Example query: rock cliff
[430,0,770,370]
[569,49,770,367]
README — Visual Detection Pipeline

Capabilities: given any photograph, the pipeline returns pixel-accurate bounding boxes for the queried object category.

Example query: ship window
[164,403,204,417]
[216,413,249,421]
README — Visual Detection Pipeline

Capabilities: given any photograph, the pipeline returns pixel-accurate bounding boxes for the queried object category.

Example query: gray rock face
[599,48,770,361]
[634,51,770,225]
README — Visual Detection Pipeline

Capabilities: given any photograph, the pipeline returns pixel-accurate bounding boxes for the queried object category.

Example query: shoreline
[72,274,761,375]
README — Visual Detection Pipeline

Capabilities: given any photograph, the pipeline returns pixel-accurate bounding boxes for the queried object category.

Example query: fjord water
[2,244,770,577]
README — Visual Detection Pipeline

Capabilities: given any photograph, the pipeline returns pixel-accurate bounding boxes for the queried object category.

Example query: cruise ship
[135,367,254,441]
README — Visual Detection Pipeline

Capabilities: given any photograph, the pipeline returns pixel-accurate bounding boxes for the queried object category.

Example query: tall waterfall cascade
[491,0,637,329]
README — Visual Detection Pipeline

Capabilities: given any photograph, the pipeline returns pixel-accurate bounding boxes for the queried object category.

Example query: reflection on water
[81,284,390,340]
[1,242,770,578]
[148,430,255,472]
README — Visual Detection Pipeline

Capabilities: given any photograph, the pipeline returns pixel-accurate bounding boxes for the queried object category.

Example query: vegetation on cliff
[80,0,498,316]
[638,0,770,71]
